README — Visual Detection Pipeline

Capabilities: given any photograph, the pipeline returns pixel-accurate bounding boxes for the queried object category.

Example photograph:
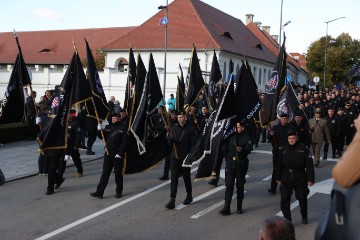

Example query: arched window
[116,57,128,72]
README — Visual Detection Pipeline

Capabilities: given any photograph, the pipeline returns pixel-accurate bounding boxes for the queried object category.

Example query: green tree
[306,33,360,86]
[81,49,106,71]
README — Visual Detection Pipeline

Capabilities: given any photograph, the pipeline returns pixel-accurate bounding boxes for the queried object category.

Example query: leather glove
[115,154,122,159]
[64,155,71,161]
[97,124,102,130]
[36,117,41,125]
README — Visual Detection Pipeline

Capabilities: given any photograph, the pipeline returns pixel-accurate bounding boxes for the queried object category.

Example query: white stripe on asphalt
[35,167,198,240]
[253,150,338,163]
[191,194,240,219]
[262,175,272,181]
[252,150,272,155]
[175,185,226,210]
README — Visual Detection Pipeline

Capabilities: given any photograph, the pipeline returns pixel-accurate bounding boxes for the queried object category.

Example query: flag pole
[91,97,109,155]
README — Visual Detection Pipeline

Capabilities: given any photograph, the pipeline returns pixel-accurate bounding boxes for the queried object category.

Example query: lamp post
[323,17,345,88]
[278,0,284,52]
[158,0,168,103]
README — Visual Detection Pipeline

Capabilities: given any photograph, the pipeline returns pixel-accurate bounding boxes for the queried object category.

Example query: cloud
[33,8,62,21]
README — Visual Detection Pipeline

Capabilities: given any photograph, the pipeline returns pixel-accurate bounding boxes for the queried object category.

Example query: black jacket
[167,122,197,160]
[100,120,127,157]
[276,142,315,185]
[66,116,81,155]
[225,132,252,168]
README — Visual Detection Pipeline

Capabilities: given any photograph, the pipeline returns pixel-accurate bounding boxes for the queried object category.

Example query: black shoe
[86,150,95,155]
[314,162,320,167]
[115,192,122,198]
[90,192,103,199]
[183,194,193,205]
[302,217,308,224]
[208,179,218,186]
[81,145,88,150]
[254,144,259,147]
[322,155,327,160]
[332,154,336,158]
[219,203,231,215]
[261,140,266,143]
[236,209,243,214]
[165,198,175,209]
[159,175,169,180]
[46,190,54,195]
[55,178,65,189]
[268,188,276,194]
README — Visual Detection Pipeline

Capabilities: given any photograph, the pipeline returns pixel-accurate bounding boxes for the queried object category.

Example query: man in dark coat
[165,110,197,209]
[90,112,128,198]
[25,91,38,140]
[219,121,252,215]
[324,107,338,159]
[276,130,315,224]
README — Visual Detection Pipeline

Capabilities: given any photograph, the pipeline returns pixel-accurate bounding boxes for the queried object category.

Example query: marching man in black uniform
[219,121,252,215]
[165,110,197,209]
[90,112,127,199]
[276,130,315,224]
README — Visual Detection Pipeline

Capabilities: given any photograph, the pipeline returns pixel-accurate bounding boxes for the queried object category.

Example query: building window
[263,69,267,84]
[116,58,128,72]
[223,61,227,82]
[258,68,262,84]
[253,67,257,81]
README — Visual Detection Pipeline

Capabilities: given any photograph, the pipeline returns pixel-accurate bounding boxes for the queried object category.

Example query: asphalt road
[0,142,336,240]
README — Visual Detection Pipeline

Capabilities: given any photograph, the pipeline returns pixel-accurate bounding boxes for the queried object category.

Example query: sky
[1,0,359,54]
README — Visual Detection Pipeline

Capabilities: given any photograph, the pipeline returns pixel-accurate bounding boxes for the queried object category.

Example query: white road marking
[191,195,236,219]
[252,150,272,155]
[175,185,226,210]
[35,167,198,240]
[262,175,272,181]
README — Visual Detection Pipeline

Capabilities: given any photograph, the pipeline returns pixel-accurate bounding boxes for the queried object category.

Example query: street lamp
[323,17,345,88]
[158,1,168,103]
[278,0,284,52]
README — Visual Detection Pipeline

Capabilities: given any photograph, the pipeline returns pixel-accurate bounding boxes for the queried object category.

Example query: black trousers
[47,156,62,191]
[255,125,262,145]
[270,148,280,191]
[280,182,309,221]
[345,126,355,145]
[170,158,192,199]
[323,136,336,155]
[27,117,37,139]
[38,154,48,174]
[212,143,227,184]
[96,155,124,195]
[57,150,83,177]
[337,133,345,153]
[224,160,248,203]
[86,118,98,150]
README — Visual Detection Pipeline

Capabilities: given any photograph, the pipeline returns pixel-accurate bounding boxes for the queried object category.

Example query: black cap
[287,130,297,137]
[345,102,351,106]
[111,112,121,117]
[177,110,186,116]
[170,110,177,114]
[280,113,289,118]
[338,107,344,111]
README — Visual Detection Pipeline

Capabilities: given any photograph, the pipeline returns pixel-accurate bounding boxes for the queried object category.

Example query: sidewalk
[0,139,105,182]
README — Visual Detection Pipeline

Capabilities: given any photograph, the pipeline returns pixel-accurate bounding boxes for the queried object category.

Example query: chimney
[262,26,271,34]
[245,14,254,25]
[271,35,279,42]
[254,22,262,29]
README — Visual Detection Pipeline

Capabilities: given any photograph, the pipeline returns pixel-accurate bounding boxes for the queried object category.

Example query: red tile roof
[246,22,303,72]
[0,27,135,64]
[103,0,276,63]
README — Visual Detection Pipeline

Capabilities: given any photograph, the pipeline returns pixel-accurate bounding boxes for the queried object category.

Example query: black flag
[259,35,287,126]
[235,61,261,123]
[85,39,109,121]
[0,32,31,125]
[176,64,185,111]
[183,47,205,112]
[128,53,146,127]
[38,52,91,152]
[276,82,300,122]
[130,53,163,154]
[123,48,136,113]
[0,54,31,124]
[207,50,222,111]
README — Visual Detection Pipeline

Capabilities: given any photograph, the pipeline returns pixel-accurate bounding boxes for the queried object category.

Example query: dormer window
[39,48,54,53]
[256,43,263,50]
[222,32,233,40]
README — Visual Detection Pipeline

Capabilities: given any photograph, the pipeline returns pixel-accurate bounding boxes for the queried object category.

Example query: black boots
[219,202,231,215]
[165,198,175,209]
[183,194,193,205]
[323,152,327,160]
